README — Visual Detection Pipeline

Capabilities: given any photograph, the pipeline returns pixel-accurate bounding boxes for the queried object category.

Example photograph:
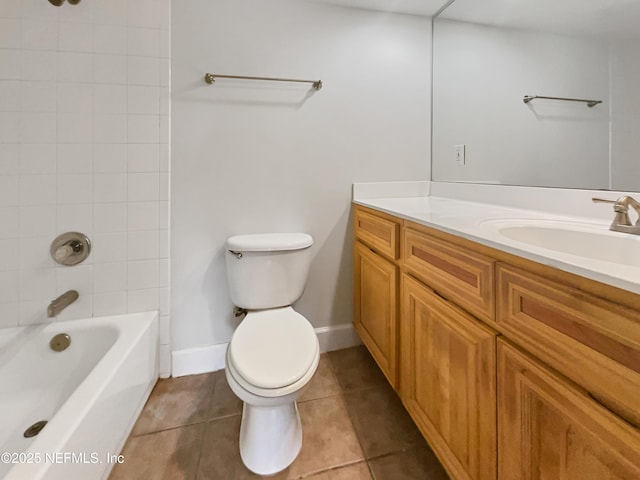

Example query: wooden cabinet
[401,274,497,480]
[352,203,640,480]
[496,263,640,428]
[353,205,401,388]
[353,240,398,387]
[498,339,640,480]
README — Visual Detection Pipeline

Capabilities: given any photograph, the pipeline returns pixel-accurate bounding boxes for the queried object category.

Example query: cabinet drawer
[496,263,640,428]
[403,228,495,323]
[354,207,400,260]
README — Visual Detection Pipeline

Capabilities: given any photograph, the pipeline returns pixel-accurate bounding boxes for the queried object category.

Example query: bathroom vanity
[352,198,640,480]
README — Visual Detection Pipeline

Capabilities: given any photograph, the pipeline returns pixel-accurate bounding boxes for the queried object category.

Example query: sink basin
[479,219,640,267]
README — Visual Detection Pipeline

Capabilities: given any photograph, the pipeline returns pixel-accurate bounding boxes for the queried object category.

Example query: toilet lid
[226,233,312,252]
[229,308,318,389]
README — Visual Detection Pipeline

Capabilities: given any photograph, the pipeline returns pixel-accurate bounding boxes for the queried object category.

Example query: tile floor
[109,346,449,480]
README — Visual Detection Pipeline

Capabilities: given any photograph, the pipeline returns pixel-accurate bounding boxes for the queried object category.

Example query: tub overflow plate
[50,333,71,352]
[24,420,48,438]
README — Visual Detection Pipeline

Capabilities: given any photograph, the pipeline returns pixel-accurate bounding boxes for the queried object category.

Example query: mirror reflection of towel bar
[523,95,602,107]
[204,73,323,91]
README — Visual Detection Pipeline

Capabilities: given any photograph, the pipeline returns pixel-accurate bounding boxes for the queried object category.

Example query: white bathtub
[0,312,158,480]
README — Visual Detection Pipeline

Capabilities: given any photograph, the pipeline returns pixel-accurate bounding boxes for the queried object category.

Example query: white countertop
[355,196,640,295]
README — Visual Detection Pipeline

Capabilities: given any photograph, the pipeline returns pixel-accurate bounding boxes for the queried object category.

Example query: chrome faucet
[592,195,640,235]
[47,290,79,317]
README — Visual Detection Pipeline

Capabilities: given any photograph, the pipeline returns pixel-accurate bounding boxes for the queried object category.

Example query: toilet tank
[225,233,313,309]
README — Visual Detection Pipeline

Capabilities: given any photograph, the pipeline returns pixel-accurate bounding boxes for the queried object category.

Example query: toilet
[224,232,319,476]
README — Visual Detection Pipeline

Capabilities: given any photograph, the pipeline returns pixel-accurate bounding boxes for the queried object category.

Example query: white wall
[0,0,171,376]
[171,0,431,362]
[432,20,610,189]
[610,39,640,191]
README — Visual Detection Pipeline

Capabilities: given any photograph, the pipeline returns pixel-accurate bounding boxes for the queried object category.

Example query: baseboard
[171,343,228,377]
[171,323,361,377]
[314,323,361,352]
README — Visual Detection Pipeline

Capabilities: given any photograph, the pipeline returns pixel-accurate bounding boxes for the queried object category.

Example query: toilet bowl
[225,307,319,475]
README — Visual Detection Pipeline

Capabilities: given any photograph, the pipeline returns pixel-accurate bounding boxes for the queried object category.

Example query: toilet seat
[228,307,319,392]
[226,349,319,399]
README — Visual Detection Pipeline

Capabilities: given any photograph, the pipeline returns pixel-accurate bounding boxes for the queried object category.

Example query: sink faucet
[47,290,79,317]
[592,195,640,235]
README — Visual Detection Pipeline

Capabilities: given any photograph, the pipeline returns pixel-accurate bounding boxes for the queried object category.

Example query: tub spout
[47,290,79,317]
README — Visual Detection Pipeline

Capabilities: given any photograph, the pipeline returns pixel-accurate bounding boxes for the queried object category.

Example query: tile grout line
[297,459,370,479]
[130,418,212,438]
[366,459,377,480]
[192,421,208,480]
[194,372,225,480]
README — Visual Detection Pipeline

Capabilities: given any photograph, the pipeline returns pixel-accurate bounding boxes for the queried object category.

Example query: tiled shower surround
[0,0,171,375]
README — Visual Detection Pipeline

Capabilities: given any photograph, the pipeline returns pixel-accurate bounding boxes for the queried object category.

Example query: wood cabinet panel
[401,273,497,480]
[352,203,640,480]
[354,206,400,260]
[498,339,640,480]
[403,228,495,323]
[496,263,640,428]
[353,240,398,387]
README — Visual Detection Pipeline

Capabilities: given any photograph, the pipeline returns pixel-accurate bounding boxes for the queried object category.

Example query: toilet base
[239,401,302,475]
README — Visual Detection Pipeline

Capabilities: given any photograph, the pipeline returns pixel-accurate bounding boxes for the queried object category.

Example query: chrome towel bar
[523,95,602,107]
[204,73,323,90]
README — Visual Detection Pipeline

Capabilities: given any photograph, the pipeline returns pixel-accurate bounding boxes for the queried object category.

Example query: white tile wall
[0,0,171,377]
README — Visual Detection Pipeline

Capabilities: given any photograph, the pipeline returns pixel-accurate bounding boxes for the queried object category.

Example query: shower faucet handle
[50,232,91,266]
[53,243,78,262]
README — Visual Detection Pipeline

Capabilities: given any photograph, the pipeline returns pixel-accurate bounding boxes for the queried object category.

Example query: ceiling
[305,0,449,17]
[439,0,640,40]
[302,0,640,40]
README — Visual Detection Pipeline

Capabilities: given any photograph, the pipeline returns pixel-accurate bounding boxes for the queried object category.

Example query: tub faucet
[592,195,640,235]
[47,290,79,317]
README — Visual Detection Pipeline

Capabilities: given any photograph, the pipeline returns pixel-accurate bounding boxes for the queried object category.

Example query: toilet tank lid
[226,233,313,252]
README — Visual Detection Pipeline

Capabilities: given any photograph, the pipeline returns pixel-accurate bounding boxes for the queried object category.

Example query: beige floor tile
[287,395,364,478]
[198,395,364,479]
[197,415,268,480]
[132,373,217,435]
[109,423,205,480]
[208,370,243,419]
[326,346,387,393]
[368,448,450,480]
[307,462,372,479]
[299,355,341,403]
[342,382,425,458]
[116,346,449,480]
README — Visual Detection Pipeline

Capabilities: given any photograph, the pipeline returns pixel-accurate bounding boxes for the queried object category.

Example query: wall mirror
[432,0,640,190]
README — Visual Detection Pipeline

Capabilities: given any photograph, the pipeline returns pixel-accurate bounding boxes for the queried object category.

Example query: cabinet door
[498,339,640,480]
[401,273,497,480]
[353,240,398,387]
